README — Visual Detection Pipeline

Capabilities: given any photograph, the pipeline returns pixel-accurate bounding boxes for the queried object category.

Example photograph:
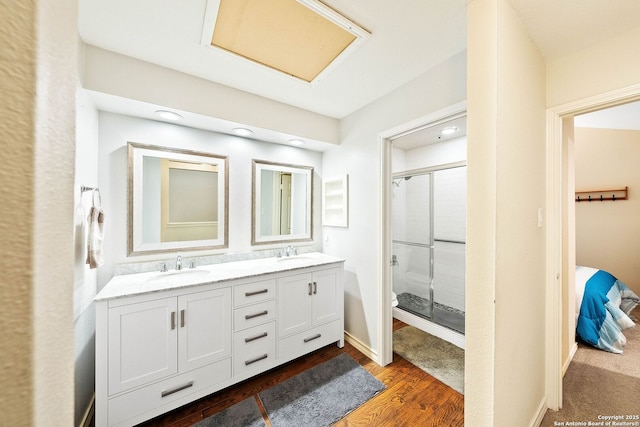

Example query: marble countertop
[95,252,345,301]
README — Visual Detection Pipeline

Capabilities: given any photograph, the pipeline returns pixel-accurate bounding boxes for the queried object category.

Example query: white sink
[146,268,211,284]
[276,255,313,262]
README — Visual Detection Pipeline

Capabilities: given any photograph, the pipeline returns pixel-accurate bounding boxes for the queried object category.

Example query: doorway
[379,101,467,366]
[546,88,640,410]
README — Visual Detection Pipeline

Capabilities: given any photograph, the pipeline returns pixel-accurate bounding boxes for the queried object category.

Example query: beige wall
[0,2,37,422]
[1,0,77,426]
[467,0,547,425]
[547,26,640,107]
[574,127,640,295]
[548,27,640,381]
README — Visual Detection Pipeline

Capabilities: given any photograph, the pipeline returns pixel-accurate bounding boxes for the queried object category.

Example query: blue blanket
[575,266,639,353]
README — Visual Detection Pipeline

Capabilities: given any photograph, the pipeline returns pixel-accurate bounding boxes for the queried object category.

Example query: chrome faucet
[176,254,182,271]
[285,245,293,257]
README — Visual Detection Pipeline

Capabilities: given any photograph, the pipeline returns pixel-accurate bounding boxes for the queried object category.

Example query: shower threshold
[396,292,465,334]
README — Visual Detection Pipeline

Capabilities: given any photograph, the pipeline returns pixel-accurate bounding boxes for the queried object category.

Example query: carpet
[258,353,385,427]
[540,306,640,426]
[393,325,465,394]
[191,396,265,427]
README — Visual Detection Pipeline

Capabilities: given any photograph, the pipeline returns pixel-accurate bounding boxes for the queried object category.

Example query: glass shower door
[392,173,434,319]
[432,166,466,333]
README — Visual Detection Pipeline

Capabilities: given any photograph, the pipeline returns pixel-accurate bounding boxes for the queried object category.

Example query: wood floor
[136,320,464,427]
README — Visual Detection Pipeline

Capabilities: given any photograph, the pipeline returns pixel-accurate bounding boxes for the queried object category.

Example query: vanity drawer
[233,322,276,378]
[233,300,276,331]
[234,279,276,307]
[277,321,342,362]
[107,357,231,427]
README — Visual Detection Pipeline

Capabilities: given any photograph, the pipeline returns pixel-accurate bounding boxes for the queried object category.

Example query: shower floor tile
[396,292,465,334]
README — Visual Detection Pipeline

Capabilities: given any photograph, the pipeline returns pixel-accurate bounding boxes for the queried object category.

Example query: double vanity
[95,252,344,427]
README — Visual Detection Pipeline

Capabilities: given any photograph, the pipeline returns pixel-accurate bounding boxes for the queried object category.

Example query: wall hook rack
[575,186,627,202]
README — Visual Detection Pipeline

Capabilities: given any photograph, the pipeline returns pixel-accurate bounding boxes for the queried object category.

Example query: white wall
[95,112,323,289]
[467,0,547,425]
[83,45,340,146]
[74,88,100,426]
[322,50,466,354]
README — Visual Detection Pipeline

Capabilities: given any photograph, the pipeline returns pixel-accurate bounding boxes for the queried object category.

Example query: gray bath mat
[191,396,266,427]
[258,353,385,427]
[393,325,465,394]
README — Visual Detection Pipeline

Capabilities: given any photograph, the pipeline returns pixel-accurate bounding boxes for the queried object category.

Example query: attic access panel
[201,0,370,84]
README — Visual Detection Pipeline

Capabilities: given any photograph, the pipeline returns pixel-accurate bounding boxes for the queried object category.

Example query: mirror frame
[128,142,229,255]
[251,159,313,245]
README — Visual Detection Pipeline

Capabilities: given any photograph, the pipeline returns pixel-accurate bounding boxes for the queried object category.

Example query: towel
[74,201,87,286]
[86,190,105,269]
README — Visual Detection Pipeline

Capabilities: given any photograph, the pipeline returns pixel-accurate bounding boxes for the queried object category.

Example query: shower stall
[392,163,466,335]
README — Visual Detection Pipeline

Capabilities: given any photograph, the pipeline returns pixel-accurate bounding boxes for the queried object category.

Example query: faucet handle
[189,260,196,269]
[159,262,168,272]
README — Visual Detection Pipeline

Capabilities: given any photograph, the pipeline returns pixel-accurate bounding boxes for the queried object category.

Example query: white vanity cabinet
[97,287,232,427]
[277,267,343,362]
[95,253,344,427]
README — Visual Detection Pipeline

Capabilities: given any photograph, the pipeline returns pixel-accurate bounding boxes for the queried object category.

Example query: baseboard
[529,395,548,427]
[344,331,381,365]
[563,342,578,375]
[80,394,95,427]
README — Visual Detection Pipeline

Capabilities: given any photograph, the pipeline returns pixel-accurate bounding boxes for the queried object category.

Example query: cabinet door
[277,273,312,337]
[108,298,178,395]
[312,268,341,325]
[178,288,232,372]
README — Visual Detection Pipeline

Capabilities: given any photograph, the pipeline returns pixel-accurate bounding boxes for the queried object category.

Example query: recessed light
[441,126,458,135]
[155,110,183,121]
[232,127,254,137]
[288,139,305,146]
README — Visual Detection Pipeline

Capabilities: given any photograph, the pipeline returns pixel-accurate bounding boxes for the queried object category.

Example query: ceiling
[78,0,640,144]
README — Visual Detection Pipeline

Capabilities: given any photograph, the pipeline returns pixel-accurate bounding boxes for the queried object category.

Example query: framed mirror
[128,142,228,255]
[252,160,313,245]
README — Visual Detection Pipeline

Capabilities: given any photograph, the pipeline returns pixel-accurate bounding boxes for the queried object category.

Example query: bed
[575,266,640,353]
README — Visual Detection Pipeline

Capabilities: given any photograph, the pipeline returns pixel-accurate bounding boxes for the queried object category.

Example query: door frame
[378,101,467,366]
[545,83,640,410]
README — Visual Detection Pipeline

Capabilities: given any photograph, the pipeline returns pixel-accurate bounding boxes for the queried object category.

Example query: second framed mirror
[252,160,313,245]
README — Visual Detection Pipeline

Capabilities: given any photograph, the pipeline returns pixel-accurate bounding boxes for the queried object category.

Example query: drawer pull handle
[245,353,268,366]
[304,333,322,343]
[308,282,312,296]
[180,309,185,328]
[245,289,269,297]
[161,381,193,398]
[245,310,268,320]
[170,312,176,330]
[245,332,268,343]
[313,281,317,295]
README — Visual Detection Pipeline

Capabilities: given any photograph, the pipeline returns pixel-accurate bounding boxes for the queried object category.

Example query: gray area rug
[258,353,385,427]
[393,325,465,394]
[191,396,266,427]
